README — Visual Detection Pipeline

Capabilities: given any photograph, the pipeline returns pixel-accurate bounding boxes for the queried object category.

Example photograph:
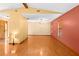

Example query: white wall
[28,22,51,35]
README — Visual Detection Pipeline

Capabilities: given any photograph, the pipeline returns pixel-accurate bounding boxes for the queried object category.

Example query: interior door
[0,19,5,55]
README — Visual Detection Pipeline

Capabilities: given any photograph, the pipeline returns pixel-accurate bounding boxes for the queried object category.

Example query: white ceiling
[0,3,21,10]
[0,3,78,21]
[27,3,79,13]
[0,3,78,13]
[23,14,61,21]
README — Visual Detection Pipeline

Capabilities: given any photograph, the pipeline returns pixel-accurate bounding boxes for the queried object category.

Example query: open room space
[0,3,79,56]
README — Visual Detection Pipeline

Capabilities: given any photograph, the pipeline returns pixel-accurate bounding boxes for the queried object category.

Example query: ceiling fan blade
[22,3,28,8]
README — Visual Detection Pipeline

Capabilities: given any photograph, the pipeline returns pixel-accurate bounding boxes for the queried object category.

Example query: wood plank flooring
[0,35,79,56]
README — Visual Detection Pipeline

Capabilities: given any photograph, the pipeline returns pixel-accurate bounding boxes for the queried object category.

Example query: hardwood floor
[0,35,79,56]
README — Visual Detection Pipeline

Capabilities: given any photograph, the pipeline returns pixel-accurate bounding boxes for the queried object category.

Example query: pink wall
[51,5,79,54]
